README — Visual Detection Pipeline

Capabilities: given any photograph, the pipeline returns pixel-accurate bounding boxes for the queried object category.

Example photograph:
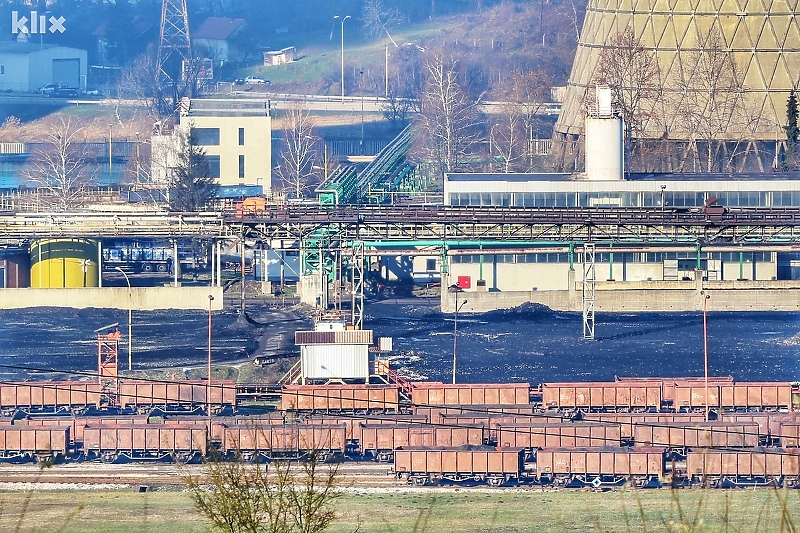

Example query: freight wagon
[83,424,208,463]
[686,448,800,488]
[304,414,428,450]
[221,424,347,461]
[393,447,526,486]
[358,423,485,461]
[23,414,150,445]
[410,383,530,407]
[0,381,103,416]
[411,404,537,424]
[631,422,760,457]
[280,385,400,414]
[673,382,795,413]
[116,380,237,413]
[495,423,622,459]
[718,412,799,445]
[439,412,552,443]
[580,412,707,443]
[542,382,662,413]
[0,425,70,463]
[534,446,665,488]
[614,376,734,409]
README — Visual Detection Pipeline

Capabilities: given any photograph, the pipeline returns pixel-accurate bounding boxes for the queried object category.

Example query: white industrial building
[443,172,800,291]
[0,43,87,92]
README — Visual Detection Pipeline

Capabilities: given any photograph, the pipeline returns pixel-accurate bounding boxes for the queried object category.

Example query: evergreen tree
[168,129,219,212]
[783,90,799,170]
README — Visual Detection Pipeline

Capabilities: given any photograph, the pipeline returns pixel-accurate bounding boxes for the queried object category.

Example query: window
[239,155,245,180]
[191,127,220,146]
[203,155,220,178]
[238,128,245,146]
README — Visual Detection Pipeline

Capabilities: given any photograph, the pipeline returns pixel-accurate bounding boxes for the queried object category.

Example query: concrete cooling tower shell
[553,0,800,170]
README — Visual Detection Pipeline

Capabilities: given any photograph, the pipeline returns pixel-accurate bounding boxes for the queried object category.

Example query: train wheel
[142,263,153,272]
[157,264,167,272]
[174,452,193,464]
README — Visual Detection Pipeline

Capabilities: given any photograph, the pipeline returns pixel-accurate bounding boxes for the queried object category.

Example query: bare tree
[413,54,483,180]
[490,69,552,172]
[672,26,749,172]
[185,442,340,532]
[23,116,93,211]
[274,107,322,199]
[118,50,173,119]
[594,28,662,170]
[361,0,403,41]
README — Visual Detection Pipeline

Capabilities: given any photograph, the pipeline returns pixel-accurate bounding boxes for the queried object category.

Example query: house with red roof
[193,17,246,64]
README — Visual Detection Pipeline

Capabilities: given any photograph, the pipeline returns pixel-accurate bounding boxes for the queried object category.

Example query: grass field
[2,487,798,532]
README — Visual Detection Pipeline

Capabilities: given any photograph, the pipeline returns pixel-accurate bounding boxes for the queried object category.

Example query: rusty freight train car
[0,425,70,463]
[541,382,662,413]
[535,446,665,488]
[631,422,760,457]
[280,385,400,414]
[686,448,800,488]
[83,424,208,463]
[410,383,530,407]
[0,381,103,415]
[221,423,347,461]
[495,423,622,458]
[393,447,526,486]
[358,423,485,461]
[116,380,237,413]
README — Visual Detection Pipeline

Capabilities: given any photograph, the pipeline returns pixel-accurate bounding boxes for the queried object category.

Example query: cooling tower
[552,0,800,172]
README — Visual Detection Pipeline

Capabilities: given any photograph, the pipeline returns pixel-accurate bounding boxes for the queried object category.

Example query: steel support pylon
[351,241,365,330]
[157,0,192,87]
[582,242,596,340]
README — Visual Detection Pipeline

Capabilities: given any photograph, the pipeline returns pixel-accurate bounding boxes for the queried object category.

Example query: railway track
[0,462,396,488]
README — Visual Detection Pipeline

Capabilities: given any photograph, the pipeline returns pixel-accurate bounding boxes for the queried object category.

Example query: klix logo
[11,11,66,35]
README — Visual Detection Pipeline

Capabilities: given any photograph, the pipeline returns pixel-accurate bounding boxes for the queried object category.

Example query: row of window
[191,127,246,146]
[451,252,773,264]
[200,155,246,180]
[449,191,800,208]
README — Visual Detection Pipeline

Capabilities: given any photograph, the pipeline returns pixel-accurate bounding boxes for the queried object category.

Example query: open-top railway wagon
[631,422,760,457]
[718,412,799,445]
[580,412,708,443]
[534,446,666,488]
[83,424,208,463]
[542,382,662,413]
[495,423,622,459]
[393,447,526,486]
[358,423,485,462]
[23,414,151,444]
[412,404,537,424]
[117,380,237,413]
[0,382,103,416]
[220,423,348,462]
[0,425,70,463]
[686,448,800,488]
[280,385,400,414]
[410,383,530,407]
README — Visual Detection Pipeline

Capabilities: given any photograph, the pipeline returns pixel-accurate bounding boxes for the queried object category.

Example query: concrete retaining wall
[441,271,800,313]
[0,286,225,311]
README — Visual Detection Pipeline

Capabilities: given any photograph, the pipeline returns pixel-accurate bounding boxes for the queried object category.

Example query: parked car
[244,76,268,85]
[39,83,60,95]
[50,87,79,98]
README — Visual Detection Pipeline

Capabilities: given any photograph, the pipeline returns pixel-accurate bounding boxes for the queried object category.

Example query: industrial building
[0,42,87,92]
[151,98,272,188]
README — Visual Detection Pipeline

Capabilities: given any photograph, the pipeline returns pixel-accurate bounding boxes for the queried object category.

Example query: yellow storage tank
[30,239,100,288]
